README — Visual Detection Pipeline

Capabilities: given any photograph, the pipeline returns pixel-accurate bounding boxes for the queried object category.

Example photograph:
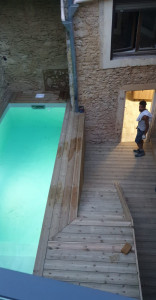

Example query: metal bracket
[69,4,79,19]
[62,21,72,32]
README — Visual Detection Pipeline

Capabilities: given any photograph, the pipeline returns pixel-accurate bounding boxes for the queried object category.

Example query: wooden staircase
[42,142,144,299]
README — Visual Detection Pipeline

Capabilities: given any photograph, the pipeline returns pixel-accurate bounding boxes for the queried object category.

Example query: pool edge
[33,101,71,276]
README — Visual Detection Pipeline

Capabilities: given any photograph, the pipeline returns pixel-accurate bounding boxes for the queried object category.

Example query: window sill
[104,54,156,69]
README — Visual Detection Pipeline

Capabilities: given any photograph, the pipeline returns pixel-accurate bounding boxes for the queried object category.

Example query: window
[112,0,156,57]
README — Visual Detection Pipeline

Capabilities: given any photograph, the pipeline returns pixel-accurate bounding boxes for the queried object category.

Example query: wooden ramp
[42,142,142,300]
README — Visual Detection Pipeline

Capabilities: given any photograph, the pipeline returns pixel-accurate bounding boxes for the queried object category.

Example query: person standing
[134,100,152,157]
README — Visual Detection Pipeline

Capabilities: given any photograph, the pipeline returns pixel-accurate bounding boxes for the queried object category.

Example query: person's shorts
[135,128,144,144]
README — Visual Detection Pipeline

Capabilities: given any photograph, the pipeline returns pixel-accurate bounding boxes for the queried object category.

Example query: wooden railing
[114,181,143,300]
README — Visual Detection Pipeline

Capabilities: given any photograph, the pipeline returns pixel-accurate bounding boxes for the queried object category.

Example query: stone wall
[73,1,156,143]
[0,0,67,94]
[0,58,6,101]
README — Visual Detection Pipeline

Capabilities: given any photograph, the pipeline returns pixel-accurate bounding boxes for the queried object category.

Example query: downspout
[61,0,79,112]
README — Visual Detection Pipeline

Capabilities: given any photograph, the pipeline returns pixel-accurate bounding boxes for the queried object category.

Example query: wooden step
[71,218,132,227]
[77,213,125,220]
[76,282,140,299]
[43,269,139,286]
[80,198,122,205]
[48,241,134,252]
[62,224,133,236]
[46,248,136,263]
[44,259,137,274]
[79,205,123,215]
[53,233,133,244]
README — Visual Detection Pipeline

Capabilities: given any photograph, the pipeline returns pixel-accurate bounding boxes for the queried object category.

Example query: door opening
[121,89,154,142]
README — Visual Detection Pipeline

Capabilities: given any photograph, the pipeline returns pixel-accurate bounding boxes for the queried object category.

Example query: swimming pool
[0,103,66,274]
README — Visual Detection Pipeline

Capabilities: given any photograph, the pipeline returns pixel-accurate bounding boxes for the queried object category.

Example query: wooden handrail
[114,181,133,224]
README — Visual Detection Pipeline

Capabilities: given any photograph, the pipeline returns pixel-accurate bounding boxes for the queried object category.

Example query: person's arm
[142,115,149,135]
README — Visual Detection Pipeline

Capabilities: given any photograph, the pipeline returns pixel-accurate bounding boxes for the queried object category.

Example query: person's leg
[137,140,144,150]
[134,129,141,152]
[134,129,145,157]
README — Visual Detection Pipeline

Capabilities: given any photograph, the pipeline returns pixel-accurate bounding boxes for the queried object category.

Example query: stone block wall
[0,0,67,94]
[73,1,156,143]
[0,58,6,102]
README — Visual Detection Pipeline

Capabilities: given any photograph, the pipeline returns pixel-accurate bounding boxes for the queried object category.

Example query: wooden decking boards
[84,142,156,300]
[43,187,141,299]
[34,107,85,276]
[40,141,143,299]
[11,91,68,103]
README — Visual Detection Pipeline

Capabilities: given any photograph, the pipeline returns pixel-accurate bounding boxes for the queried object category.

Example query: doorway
[121,89,154,142]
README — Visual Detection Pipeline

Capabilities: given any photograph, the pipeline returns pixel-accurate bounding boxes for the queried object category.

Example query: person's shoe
[133,149,140,153]
[135,151,145,157]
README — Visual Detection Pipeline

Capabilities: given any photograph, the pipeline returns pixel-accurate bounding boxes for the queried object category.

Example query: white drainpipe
[60,0,65,22]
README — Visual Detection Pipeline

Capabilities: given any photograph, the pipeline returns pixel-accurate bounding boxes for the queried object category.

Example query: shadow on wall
[121,90,154,142]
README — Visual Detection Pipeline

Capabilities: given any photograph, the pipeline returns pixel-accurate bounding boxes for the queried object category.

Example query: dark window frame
[111,2,156,59]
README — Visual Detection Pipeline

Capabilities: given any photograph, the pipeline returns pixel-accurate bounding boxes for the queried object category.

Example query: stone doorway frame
[115,83,156,142]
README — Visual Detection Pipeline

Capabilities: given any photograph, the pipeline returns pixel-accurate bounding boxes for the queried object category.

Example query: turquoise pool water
[0,104,65,274]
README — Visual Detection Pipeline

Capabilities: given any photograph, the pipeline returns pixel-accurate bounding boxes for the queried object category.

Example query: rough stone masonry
[73,0,156,143]
[0,0,68,94]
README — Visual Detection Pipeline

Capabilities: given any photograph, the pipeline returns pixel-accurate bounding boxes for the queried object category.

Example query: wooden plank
[47,241,134,252]
[62,225,133,235]
[78,207,123,214]
[83,182,156,188]
[114,181,133,223]
[53,233,133,244]
[58,113,79,231]
[44,259,137,274]
[82,186,117,192]
[81,191,119,196]
[13,91,65,103]
[84,169,156,175]
[84,161,155,166]
[33,102,70,276]
[80,199,120,203]
[132,227,143,300]
[71,218,132,227]
[77,213,125,220]
[68,113,85,222]
[43,270,139,286]
[46,249,136,263]
[80,198,122,204]
[74,282,140,299]
[48,111,74,239]
[84,176,155,182]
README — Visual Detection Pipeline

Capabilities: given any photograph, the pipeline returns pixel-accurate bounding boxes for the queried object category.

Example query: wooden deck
[0,90,67,119]
[34,105,85,276]
[84,142,156,300]
[10,91,68,103]
[41,140,143,300]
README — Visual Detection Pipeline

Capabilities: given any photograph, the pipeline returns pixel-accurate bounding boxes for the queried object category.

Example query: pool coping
[33,101,70,276]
